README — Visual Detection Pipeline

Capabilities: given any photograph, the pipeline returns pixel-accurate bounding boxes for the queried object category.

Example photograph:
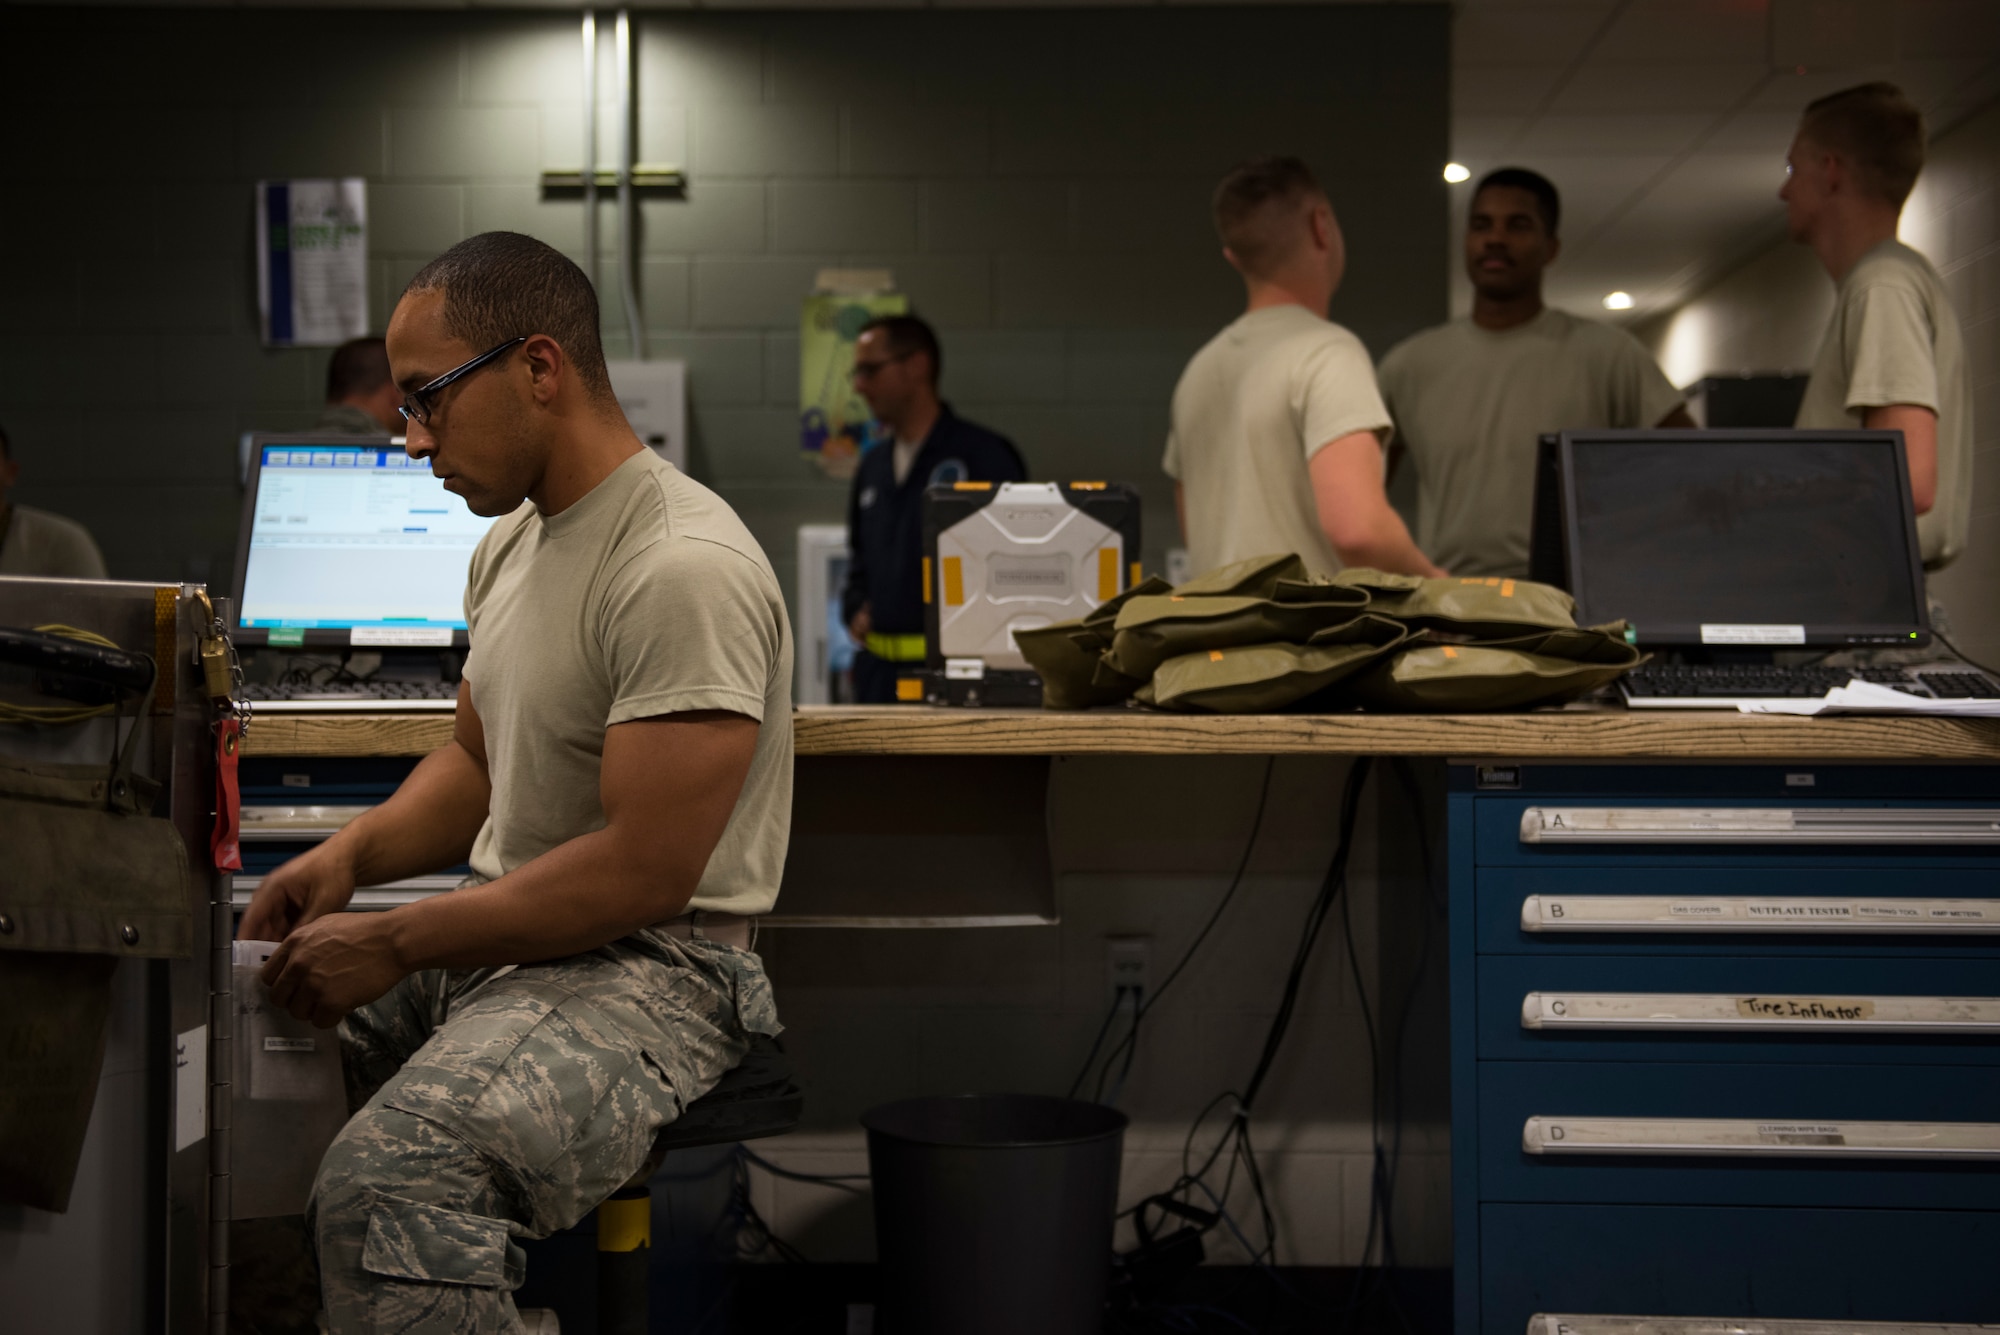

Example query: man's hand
[262,912,407,1028]
[240,842,358,942]
[848,603,872,644]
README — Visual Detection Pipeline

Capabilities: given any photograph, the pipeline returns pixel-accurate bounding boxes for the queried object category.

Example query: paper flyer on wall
[799,272,905,481]
[257,179,368,347]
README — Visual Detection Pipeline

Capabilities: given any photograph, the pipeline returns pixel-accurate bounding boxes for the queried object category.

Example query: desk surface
[239,705,2000,762]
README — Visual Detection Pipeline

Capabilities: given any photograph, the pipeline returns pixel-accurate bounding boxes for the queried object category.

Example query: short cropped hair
[403,232,612,398]
[1799,82,1925,207]
[325,337,392,403]
[859,314,942,385]
[1213,156,1325,276]
[1473,167,1561,237]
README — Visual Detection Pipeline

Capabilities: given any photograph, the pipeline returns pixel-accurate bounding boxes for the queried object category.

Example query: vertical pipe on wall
[616,8,645,359]
[582,10,598,294]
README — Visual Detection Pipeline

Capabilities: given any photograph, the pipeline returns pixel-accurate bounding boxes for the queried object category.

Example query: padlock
[201,633,233,702]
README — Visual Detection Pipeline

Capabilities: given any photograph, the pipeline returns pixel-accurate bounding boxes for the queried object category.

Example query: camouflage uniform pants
[307,932,778,1334]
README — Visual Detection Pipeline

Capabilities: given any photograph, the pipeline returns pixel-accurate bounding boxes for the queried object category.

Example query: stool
[596,1034,803,1335]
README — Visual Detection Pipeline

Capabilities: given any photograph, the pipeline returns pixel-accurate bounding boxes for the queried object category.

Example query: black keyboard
[239,681,460,712]
[1623,663,2000,703]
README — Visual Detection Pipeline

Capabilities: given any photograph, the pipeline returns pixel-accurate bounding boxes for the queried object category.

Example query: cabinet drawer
[1476,799,2000,870]
[1478,1061,2000,1208]
[1477,1203,2000,1335]
[1478,955,2000,1064]
[1478,869,2000,958]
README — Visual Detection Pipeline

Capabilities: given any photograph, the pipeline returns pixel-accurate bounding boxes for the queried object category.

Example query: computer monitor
[1559,429,1929,649]
[230,434,501,648]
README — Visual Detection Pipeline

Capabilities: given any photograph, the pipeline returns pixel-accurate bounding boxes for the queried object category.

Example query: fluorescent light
[1443,162,1471,184]
[1602,291,1635,311]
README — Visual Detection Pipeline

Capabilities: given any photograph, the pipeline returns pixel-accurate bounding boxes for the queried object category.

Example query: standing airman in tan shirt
[1165,156,1441,579]
[1785,82,1971,577]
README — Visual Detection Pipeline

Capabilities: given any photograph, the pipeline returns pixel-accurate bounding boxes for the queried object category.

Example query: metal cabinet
[1449,765,2000,1334]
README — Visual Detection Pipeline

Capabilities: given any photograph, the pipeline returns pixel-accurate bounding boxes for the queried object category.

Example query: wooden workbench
[240,704,2000,762]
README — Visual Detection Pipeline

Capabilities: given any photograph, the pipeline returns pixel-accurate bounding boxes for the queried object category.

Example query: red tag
[212,719,242,872]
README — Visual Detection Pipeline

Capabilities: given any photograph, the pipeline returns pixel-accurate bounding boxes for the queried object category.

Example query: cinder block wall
[0,4,1451,1271]
[0,5,1447,606]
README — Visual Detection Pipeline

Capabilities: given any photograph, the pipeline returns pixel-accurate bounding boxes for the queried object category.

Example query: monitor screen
[1562,430,1928,647]
[235,440,499,636]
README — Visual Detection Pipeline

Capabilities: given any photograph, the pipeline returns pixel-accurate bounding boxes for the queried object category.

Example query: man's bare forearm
[323,741,492,886]
[1334,516,1445,578]
[382,825,695,971]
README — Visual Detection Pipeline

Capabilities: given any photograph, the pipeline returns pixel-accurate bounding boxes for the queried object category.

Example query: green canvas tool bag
[1165,552,1309,599]
[1012,577,1172,710]
[1346,624,1642,712]
[1335,569,1580,637]
[1138,614,1410,713]
[1102,589,1372,683]
[1,709,192,1212]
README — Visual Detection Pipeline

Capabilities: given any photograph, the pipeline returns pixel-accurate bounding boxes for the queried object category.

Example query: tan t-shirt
[0,504,108,579]
[1379,309,1684,579]
[462,449,794,917]
[1163,305,1392,577]
[1795,238,1971,571]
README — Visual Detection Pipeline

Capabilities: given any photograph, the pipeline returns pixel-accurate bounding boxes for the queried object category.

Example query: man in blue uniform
[841,315,1026,703]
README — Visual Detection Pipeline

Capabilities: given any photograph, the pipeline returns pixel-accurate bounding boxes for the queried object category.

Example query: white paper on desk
[1740,679,2000,718]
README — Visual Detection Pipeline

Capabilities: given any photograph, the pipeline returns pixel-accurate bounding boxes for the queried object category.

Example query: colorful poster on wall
[257,179,368,347]
[799,273,905,481]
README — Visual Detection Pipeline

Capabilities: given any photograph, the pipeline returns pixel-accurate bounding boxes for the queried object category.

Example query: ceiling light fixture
[1603,291,1635,311]
[1443,162,1471,184]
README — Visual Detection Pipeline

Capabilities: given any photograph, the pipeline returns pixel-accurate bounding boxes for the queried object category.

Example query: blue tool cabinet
[1448,764,2000,1333]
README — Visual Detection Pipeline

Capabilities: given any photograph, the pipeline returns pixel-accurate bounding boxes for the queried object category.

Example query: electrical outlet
[1106,935,1150,1004]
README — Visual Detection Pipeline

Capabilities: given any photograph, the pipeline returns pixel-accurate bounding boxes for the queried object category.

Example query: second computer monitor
[1559,429,1929,649]
[231,435,501,647]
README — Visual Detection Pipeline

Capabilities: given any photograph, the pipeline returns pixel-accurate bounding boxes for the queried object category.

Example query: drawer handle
[1520,894,2000,934]
[1532,1315,2000,1335]
[240,804,372,843]
[1520,806,2000,845]
[1523,1115,2000,1160]
[232,876,462,911]
[1522,991,2000,1033]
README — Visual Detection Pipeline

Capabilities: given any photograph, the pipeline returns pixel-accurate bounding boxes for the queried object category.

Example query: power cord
[1113,757,1377,1327]
[740,1146,870,1195]
[0,623,127,725]
[1934,629,2000,679]
[1071,758,1278,1103]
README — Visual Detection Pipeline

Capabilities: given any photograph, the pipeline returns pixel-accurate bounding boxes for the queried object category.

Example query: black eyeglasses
[398,336,528,426]
[848,352,911,385]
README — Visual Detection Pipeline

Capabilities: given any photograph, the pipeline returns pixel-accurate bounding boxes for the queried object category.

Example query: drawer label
[1736,996,1875,1021]
[1757,1123,1847,1145]
[1667,902,1725,916]
[1745,901,1854,919]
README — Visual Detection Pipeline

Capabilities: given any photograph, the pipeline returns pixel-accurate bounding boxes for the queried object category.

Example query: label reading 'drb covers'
[1701,623,1806,645]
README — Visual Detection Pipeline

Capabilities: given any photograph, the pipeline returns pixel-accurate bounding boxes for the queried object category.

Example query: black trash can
[862,1094,1127,1335]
